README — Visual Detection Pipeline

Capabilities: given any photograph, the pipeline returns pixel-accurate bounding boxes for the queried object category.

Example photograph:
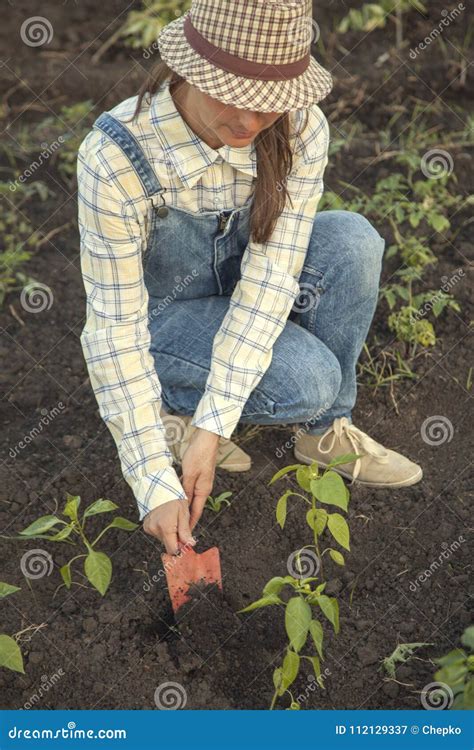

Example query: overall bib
[92,112,385,432]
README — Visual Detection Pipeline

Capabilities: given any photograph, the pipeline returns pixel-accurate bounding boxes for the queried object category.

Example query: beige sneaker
[161,413,252,472]
[293,417,423,488]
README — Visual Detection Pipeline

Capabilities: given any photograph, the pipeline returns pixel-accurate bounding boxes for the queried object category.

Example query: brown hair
[131,61,309,245]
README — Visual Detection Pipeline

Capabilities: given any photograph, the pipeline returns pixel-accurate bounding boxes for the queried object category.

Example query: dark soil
[0,0,472,710]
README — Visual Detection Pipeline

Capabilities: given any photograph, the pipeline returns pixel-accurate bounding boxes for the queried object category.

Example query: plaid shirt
[77,78,330,521]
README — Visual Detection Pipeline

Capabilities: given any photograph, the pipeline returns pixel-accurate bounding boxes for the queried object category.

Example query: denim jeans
[147,210,386,435]
[93,113,386,436]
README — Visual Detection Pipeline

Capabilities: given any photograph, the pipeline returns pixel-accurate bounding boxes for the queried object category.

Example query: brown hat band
[183,15,310,82]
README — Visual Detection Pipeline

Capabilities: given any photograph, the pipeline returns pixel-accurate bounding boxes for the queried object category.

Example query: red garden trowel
[161,544,222,614]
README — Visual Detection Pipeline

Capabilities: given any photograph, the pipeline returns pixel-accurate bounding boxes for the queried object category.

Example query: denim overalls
[92,111,385,433]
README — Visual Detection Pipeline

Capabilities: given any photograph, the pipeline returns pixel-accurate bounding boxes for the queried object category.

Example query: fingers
[189,488,210,531]
[177,502,196,548]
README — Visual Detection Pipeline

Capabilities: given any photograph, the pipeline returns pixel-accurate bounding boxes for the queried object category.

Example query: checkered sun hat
[156,0,334,112]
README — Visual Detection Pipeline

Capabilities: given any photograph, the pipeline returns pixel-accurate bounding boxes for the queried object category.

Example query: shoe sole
[294,448,423,488]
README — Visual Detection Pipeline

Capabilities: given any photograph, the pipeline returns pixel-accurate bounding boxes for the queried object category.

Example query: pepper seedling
[432,625,474,709]
[269,456,360,577]
[0,583,24,673]
[14,493,138,596]
[205,491,233,513]
[239,575,336,709]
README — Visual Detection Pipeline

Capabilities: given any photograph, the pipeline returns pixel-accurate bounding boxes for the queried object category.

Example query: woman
[77,0,422,556]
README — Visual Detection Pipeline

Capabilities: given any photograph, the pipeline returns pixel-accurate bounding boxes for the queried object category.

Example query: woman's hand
[143,427,219,552]
[180,427,220,530]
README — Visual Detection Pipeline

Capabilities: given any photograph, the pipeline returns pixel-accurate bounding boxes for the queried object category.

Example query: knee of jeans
[337,211,385,289]
[291,350,342,420]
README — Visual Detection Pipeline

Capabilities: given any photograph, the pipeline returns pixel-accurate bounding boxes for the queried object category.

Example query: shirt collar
[149,79,257,189]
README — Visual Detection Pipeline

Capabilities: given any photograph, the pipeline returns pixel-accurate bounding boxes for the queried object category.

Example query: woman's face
[170,78,282,149]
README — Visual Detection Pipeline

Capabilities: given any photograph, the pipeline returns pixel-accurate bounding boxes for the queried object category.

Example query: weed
[120,0,191,49]
[381,641,433,679]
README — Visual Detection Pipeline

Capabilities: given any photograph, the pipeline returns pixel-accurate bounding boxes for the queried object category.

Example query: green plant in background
[120,0,191,48]
[0,181,51,308]
[0,583,24,673]
[337,0,426,48]
[13,494,138,596]
[381,641,433,678]
[432,625,474,709]
[15,102,94,184]
[205,491,233,513]
[240,457,358,709]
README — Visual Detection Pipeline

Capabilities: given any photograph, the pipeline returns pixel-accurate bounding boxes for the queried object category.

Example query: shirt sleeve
[77,131,188,521]
[191,106,330,438]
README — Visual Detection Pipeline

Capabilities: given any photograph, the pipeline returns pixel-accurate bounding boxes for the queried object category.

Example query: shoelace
[318,417,389,481]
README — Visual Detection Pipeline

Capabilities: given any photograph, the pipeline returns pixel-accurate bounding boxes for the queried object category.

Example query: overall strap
[93,112,164,199]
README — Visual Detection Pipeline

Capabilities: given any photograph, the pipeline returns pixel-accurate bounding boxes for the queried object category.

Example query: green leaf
[83,499,119,519]
[102,517,138,532]
[464,676,474,709]
[0,582,21,599]
[19,515,64,537]
[430,213,450,233]
[308,654,322,680]
[63,494,81,521]
[84,551,112,596]
[461,626,474,652]
[47,525,75,542]
[285,596,312,653]
[434,648,466,668]
[311,472,349,511]
[296,465,312,491]
[263,577,287,597]
[268,464,300,485]
[329,549,345,566]
[315,595,339,634]
[276,492,288,529]
[273,667,283,695]
[327,513,350,551]
[238,594,282,613]
[0,634,24,673]
[281,650,300,692]
[309,619,324,660]
[306,508,327,535]
[59,563,72,589]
